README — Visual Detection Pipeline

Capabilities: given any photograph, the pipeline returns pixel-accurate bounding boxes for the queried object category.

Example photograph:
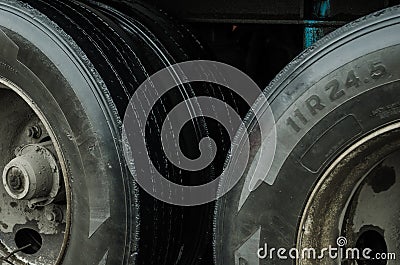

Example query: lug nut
[46,207,63,222]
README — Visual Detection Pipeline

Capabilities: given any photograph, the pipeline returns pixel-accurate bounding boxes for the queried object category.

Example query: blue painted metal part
[319,0,331,17]
[304,22,324,48]
[303,0,331,48]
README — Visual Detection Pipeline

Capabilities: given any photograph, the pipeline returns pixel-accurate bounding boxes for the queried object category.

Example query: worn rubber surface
[0,0,230,264]
[215,5,400,265]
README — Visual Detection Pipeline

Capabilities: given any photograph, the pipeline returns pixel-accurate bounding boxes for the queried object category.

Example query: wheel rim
[0,80,70,265]
[298,123,400,265]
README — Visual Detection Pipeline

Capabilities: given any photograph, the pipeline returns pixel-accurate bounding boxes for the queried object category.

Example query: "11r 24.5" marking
[287,62,388,133]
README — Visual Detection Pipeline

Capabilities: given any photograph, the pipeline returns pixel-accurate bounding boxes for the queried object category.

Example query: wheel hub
[3,144,60,204]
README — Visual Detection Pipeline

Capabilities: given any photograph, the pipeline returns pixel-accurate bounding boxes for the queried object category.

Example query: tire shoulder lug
[0,29,19,61]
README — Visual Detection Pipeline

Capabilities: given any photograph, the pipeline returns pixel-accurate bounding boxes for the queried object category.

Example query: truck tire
[215,6,400,265]
[0,1,222,264]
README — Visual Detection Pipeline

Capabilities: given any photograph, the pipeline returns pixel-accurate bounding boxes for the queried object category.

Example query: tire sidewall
[215,8,400,265]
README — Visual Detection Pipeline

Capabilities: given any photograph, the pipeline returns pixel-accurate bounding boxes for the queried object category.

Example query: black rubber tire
[81,1,219,264]
[0,2,133,263]
[0,0,221,264]
[215,5,400,265]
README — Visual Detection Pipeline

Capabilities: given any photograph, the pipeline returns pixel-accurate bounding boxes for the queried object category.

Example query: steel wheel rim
[0,79,70,265]
[297,122,400,265]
